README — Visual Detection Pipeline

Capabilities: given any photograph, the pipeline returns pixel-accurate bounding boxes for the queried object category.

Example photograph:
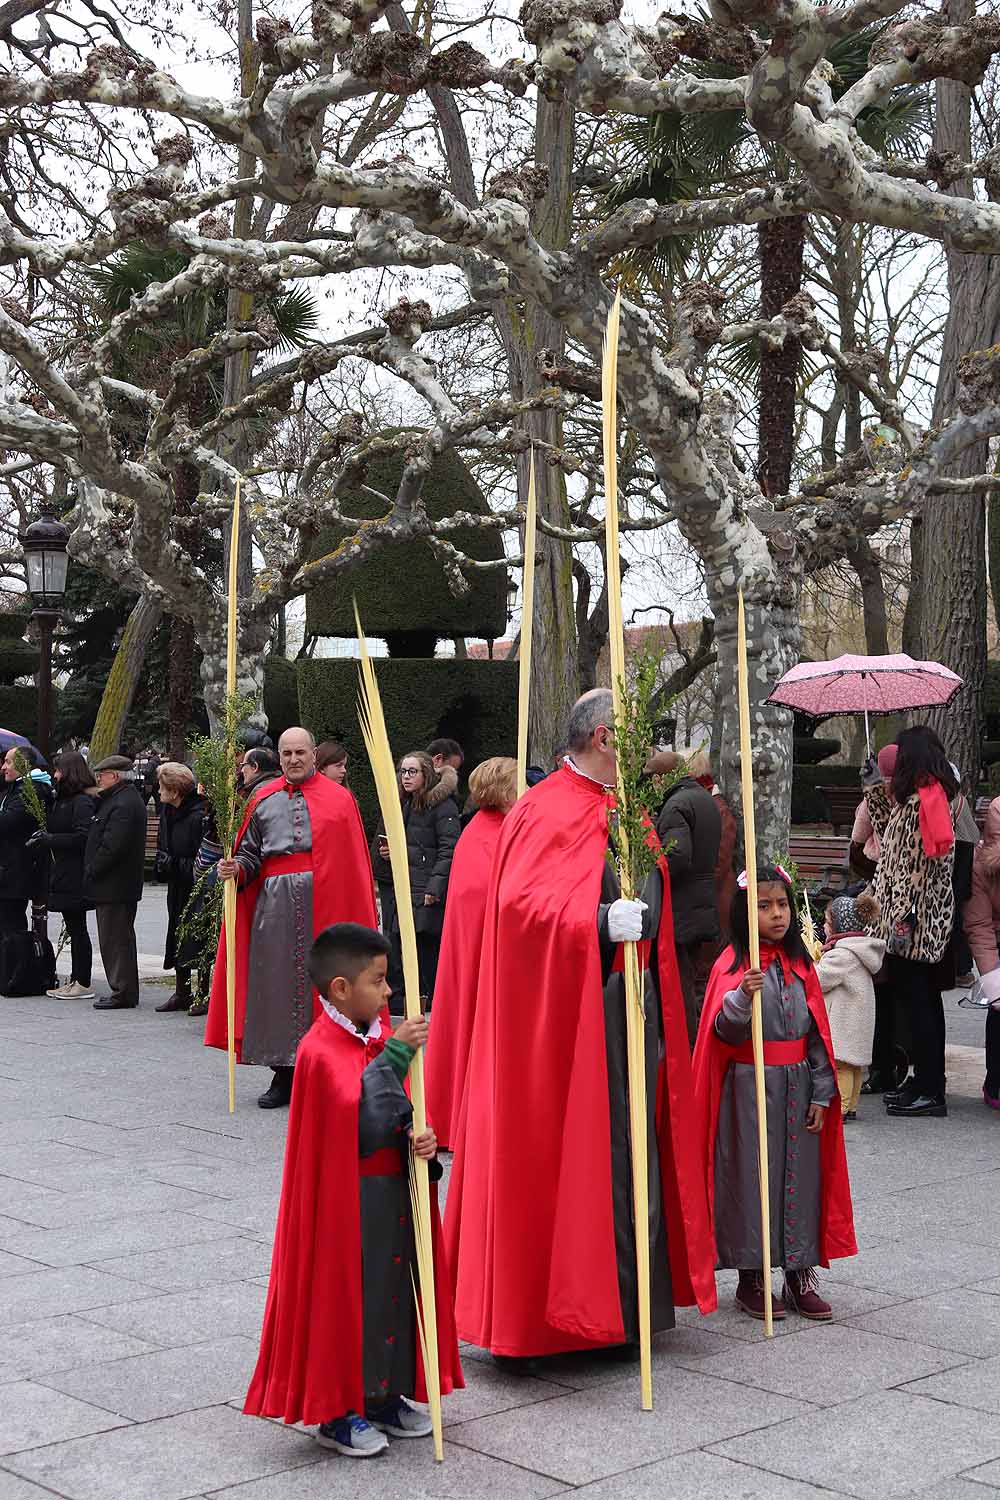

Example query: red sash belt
[263,852,313,877]
[360,1148,403,1177]
[731,1038,808,1066]
[611,939,652,972]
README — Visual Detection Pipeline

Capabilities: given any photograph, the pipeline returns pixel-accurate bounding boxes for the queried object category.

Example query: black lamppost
[21,502,70,761]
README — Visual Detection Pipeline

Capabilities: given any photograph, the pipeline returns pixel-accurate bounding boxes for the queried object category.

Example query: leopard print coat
[864,782,955,965]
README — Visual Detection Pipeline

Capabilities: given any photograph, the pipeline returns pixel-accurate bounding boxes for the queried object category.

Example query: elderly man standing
[86,754,148,1011]
[206,726,377,1109]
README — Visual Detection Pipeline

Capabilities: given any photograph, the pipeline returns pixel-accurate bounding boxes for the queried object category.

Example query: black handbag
[0,930,57,996]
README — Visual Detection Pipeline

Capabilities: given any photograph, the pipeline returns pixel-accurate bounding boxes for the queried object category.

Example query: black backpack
[0,930,57,997]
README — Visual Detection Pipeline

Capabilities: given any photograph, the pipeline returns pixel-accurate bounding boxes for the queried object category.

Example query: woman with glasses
[371,750,460,1009]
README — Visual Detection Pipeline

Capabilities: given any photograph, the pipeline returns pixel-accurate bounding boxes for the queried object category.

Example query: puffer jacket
[656,776,723,944]
[372,767,461,937]
[0,773,55,902]
[865,781,955,965]
[963,797,1000,983]
[815,932,886,1066]
[46,790,95,912]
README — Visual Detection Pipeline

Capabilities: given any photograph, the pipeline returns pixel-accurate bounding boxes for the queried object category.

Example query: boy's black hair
[308,922,390,992]
[727,864,810,972]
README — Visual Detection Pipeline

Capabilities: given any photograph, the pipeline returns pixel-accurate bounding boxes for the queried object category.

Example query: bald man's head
[566,688,614,753]
[279,726,316,783]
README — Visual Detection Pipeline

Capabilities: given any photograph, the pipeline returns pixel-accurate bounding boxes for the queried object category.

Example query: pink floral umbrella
[767,653,962,756]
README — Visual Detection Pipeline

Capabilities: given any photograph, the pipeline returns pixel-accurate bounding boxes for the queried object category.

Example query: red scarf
[916,779,954,859]
[757,941,793,983]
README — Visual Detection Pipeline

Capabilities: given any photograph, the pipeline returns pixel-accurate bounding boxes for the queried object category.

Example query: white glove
[607,898,647,944]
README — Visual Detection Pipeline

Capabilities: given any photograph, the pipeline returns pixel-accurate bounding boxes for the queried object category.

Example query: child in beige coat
[817,893,885,1119]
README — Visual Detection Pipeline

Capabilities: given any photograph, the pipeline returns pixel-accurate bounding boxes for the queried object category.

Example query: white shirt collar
[319,998,383,1044]
[563,755,612,791]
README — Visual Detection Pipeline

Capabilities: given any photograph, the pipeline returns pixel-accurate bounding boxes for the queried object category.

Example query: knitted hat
[828,891,879,934]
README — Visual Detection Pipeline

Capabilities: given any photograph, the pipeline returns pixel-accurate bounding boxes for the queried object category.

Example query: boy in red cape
[425,756,517,1149]
[244,922,462,1456]
[446,690,716,1367]
[692,864,857,1324]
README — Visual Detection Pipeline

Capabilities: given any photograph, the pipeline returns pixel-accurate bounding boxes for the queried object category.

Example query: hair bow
[737,863,793,890]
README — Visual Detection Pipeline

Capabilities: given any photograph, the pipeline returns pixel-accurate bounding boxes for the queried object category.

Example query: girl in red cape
[244,922,462,1457]
[692,863,856,1324]
[425,756,517,1149]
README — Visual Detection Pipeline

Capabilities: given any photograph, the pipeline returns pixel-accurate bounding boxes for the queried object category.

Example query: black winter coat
[156,789,205,969]
[46,791,95,912]
[656,776,723,945]
[372,792,461,937]
[0,775,54,903]
[84,780,147,905]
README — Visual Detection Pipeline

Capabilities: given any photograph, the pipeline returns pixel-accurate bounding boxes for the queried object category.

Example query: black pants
[62,909,92,986]
[0,899,27,934]
[986,1007,1000,1100]
[888,954,946,1097]
[387,930,441,1010]
[96,902,139,1006]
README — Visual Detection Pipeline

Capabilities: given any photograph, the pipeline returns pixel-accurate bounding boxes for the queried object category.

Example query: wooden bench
[788,834,851,890]
[145,809,160,868]
[817,785,861,836]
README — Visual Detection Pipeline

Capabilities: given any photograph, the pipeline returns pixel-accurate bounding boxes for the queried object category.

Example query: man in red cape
[425,756,517,1149]
[244,923,462,1440]
[692,937,857,1297]
[205,726,377,1108]
[446,691,717,1364]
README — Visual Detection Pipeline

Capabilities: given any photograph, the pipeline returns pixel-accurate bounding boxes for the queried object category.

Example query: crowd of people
[2,698,999,1456]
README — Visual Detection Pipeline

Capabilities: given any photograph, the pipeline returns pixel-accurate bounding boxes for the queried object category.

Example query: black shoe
[93,995,138,1010]
[492,1353,541,1377]
[861,1070,892,1095]
[591,1342,641,1364]
[883,1085,917,1107]
[885,1093,947,1118]
[155,991,190,1013]
[257,1067,294,1109]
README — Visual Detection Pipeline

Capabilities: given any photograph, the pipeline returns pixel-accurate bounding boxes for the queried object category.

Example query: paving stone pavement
[1,904,999,1499]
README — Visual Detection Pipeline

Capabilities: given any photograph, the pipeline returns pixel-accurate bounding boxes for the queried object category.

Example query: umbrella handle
[863,673,871,759]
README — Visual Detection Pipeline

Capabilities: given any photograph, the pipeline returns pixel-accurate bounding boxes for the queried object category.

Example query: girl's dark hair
[54,751,96,798]
[891,725,959,804]
[315,740,347,772]
[727,864,809,972]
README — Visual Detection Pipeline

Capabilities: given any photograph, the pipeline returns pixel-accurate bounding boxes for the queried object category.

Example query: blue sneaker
[316,1412,388,1457]
[367,1396,433,1438]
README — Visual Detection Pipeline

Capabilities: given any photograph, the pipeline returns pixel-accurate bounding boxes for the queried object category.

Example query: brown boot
[156,969,193,1013]
[784,1268,832,1321]
[735,1270,786,1322]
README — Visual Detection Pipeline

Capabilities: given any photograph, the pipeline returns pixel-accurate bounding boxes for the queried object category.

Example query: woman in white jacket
[816,893,886,1119]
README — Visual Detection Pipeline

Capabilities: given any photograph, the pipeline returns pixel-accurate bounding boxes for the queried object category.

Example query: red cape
[692,947,857,1266]
[244,1012,463,1424]
[205,774,377,1059]
[425,808,505,1150]
[445,767,717,1357]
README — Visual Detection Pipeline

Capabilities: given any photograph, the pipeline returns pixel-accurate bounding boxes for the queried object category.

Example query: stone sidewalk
[0,956,999,1500]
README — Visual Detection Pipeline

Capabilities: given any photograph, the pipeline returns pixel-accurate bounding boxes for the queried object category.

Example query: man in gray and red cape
[205,726,377,1108]
[446,690,717,1367]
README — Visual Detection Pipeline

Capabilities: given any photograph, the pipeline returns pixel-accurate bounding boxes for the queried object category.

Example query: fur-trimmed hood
[426,762,459,809]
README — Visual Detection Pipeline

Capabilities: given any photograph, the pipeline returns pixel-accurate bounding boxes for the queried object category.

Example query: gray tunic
[358,1051,419,1405]
[713,959,837,1271]
[598,864,675,1339]
[235,785,315,1068]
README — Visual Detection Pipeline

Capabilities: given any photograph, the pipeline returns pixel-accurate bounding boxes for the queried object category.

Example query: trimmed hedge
[0,613,37,685]
[792,764,860,825]
[792,736,840,766]
[0,685,41,741]
[297,656,518,832]
[304,442,508,643]
[263,656,299,743]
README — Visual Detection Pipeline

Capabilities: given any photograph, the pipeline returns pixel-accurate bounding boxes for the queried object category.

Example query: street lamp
[21,501,70,761]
